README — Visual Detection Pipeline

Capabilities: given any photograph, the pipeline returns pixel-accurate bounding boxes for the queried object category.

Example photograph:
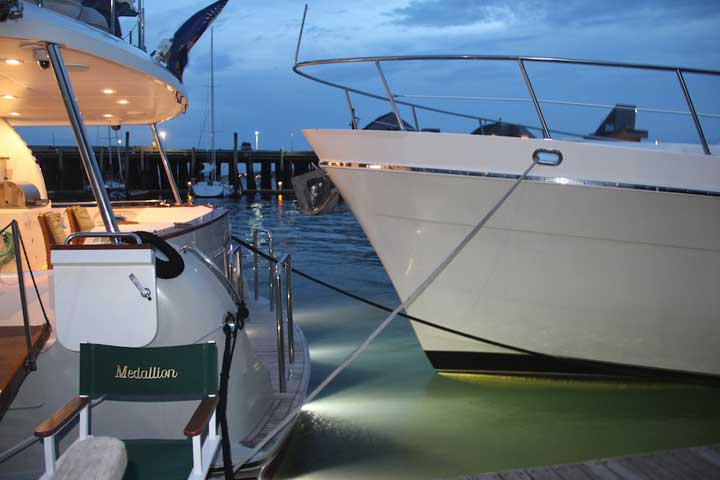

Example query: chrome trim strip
[321,161,720,198]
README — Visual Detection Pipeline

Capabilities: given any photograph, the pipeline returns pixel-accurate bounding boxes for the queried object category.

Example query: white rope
[234,156,541,472]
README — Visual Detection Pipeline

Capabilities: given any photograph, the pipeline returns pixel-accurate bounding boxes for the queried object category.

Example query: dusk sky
[20,0,720,150]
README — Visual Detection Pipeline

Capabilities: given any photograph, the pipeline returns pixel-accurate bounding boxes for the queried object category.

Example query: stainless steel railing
[252,229,274,306]
[293,51,720,155]
[233,231,296,392]
[180,245,242,305]
[1,220,50,371]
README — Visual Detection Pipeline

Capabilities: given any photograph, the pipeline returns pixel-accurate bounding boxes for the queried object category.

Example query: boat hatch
[51,243,158,351]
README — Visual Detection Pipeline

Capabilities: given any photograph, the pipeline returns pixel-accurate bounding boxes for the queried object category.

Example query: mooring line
[232,157,541,473]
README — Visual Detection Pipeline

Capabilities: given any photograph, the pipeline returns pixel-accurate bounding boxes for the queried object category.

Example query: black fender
[135,231,185,279]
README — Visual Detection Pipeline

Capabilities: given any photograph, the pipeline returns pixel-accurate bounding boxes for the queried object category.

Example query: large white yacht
[0,2,308,477]
[296,53,720,380]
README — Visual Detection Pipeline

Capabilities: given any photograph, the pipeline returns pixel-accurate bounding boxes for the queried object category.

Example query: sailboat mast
[210,27,216,170]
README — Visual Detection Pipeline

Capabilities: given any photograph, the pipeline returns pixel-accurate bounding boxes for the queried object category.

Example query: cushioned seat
[54,436,127,480]
[38,211,68,268]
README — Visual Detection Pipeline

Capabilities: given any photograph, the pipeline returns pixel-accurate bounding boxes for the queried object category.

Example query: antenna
[294,4,309,65]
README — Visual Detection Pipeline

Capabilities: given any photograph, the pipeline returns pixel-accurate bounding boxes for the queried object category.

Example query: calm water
[212,195,720,479]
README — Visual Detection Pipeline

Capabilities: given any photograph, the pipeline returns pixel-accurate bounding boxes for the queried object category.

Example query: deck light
[2,95,15,100]
[102,113,113,118]
[116,99,129,105]
[101,88,116,95]
[10,112,20,116]
[159,130,167,141]
[3,59,23,65]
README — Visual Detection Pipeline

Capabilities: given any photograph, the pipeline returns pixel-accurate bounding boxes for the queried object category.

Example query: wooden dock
[30,145,319,198]
[443,444,720,480]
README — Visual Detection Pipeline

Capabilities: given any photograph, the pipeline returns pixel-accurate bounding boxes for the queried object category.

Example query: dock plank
[580,461,623,480]
[440,445,720,480]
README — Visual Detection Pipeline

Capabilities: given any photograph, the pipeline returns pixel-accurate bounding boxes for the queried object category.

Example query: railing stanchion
[676,69,711,155]
[253,230,259,301]
[344,89,357,130]
[150,123,182,205]
[267,240,274,311]
[11,221,35,371]
[234,247,244,302]
[412,106,420,131]
[252,229,274,310]
[375,61,405,131]
[517,59,551,139]
[274,263,286,393]
[274,254,294,364]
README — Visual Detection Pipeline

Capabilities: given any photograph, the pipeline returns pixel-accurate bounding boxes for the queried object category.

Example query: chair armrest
[34,397,90,438]
[184,396,218,437]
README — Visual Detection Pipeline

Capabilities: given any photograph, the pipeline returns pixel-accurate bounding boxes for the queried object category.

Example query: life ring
[135,231,184,279]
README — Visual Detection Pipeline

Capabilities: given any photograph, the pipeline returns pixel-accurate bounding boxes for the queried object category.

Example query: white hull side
[306,130,720,376]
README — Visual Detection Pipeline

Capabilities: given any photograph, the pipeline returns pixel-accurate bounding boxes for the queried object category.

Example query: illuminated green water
[217,195,720,479]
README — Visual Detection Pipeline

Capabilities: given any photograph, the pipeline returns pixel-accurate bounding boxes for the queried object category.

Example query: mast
[210,27,216,181]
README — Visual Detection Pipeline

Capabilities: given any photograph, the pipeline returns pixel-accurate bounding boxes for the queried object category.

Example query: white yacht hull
[305,129,720,377]
[192,181,225,198]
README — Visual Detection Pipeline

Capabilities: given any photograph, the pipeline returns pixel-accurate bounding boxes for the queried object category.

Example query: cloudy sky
[23,0,720,149]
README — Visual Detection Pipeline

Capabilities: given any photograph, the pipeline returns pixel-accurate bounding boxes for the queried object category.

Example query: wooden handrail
[184,396,218,437]
[34,396,89,438]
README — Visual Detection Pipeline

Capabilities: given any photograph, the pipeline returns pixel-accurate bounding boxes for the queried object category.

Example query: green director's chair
[34,342,222,480]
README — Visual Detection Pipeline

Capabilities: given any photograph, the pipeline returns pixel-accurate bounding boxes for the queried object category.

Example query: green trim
[122,439,193,480]
[80,343,218,398]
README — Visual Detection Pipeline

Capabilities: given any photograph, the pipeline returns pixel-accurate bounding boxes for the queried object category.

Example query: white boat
[0,2,308,477]
[296,53,720,380]
[190,28,232,199]
[192,164,225,197]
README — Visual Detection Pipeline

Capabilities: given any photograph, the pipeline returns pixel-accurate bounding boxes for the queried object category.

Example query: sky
[20,0,720,150]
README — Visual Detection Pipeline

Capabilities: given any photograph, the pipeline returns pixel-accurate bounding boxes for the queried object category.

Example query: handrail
[52,199,171,208]
[10,221,34,370]
[272,260,286,393]
[231,235,296,391]
[180,245,242,305]
[1,220,50,371]
[293,53,720,155]
[229,244,244,302]
[252,229,274,308]
[277,254,295,364]
[64,232,142,245]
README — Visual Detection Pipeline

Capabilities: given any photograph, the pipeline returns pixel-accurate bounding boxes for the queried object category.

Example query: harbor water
[215,195,720,479]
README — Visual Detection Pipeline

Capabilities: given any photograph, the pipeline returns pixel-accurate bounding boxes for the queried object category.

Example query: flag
[166,0,229,81]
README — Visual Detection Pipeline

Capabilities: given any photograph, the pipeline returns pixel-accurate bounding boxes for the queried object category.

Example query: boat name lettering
[114,365,179,380]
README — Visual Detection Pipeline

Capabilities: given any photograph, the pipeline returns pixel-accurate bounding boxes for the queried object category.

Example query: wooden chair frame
[34,343,221,479]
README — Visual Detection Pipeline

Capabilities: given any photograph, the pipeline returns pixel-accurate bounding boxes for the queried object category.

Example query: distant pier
[31,143,319,200]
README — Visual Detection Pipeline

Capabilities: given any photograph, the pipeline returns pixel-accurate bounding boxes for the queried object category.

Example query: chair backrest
[79,343,218,400]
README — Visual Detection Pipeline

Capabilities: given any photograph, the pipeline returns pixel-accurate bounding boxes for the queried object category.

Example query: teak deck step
[444,444,720,480]
[241,317,309,450]
[0,324,51,421]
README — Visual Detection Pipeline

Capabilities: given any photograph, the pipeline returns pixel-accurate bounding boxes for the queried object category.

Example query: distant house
[592,104,648,142]
[471,121,535,138]
[363,112,417,131]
